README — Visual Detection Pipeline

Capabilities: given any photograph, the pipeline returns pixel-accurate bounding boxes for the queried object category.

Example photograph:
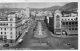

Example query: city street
[4,20,78,50]
[0,2,78,50]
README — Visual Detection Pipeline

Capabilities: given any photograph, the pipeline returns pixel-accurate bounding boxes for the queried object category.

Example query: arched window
[56,15,60,18]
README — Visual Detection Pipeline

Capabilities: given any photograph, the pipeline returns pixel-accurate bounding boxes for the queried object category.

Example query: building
[61,11,78,35]
[0,12,23,43]
[54,10,62,34]
[54,10,78,35]
[0,7,30,43]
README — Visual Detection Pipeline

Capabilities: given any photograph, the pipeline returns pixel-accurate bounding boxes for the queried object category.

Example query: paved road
[4,20,78,50]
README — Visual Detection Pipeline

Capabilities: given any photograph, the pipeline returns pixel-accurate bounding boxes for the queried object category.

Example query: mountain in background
[0,8,25,12]
[60,2,78,11]
[30,2,78,11]
[0,2,78,13]
[30,6,61,11]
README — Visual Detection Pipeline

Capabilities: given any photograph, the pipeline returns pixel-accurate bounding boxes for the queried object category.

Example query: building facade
[54,10,78,35]
[54,10,62,34]
[0,12,23,43]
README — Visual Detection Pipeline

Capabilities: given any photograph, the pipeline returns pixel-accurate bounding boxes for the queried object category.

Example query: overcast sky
[28,2,69,8]
[0,2,70,8]
[0,0,76,8]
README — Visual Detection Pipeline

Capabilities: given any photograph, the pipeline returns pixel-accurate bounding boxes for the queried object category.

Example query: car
[18,39,23,44]
[3,44,9,47]
[62,30,67,35]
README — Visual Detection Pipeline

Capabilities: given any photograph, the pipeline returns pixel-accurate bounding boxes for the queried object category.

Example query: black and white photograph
[0,0,78,50]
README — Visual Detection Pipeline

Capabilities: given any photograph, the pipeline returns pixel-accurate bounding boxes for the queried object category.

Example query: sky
[0,0,77,8]
[28,2,69,8]
[0,2,69,8]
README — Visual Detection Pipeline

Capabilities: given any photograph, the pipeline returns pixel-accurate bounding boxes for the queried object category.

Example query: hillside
[60,2,78,11]
[30,2,78,12]
[30,6,61,11]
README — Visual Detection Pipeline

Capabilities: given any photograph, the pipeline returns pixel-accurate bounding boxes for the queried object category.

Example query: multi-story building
[0,12,22,43]
[0,7,30,43]
[61,11,78,35]
[54,10,78,35]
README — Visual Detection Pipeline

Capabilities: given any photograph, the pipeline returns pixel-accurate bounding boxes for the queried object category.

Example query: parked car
[62,30,67,35]
[3,44,9,47]
[18,39,23,44]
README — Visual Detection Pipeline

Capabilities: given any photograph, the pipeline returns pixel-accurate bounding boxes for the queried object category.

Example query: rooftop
[0,17,8,21]
[61,11,78,14]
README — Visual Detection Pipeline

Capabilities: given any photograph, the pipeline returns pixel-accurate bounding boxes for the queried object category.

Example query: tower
[26,7,30,18]
[54,10,62,34]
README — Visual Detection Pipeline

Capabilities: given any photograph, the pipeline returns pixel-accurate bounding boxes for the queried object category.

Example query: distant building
[26,7,30,18]
[54,10,78,35]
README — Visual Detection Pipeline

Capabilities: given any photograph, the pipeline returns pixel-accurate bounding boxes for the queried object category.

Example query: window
[62,22,65,25]
[4,32,6,34]
[11,36,12,38]
[72,28,74,30]
[16,35,17,38]
[75,22,78,25]
[66,22,68,25]
[75,28,77,30]
[1,28,2,30]
[76,17,77,20]
[74,19,75,20]
[6,23,8,25]
[10,24,12,26]
[69,22,71,25]
[56,15,60,18]
[10,18,13,21]
[71,19,73,20]
[3,23,5,25]
[69,28,71,30]
[68,19,69,20]
[62,19,63,20]
[1,32,2,34]
[4,28,6,30]
[0,23,8,26]
[10,28,12,31]
[4,36,7,39]
[10,40,13,43]
[72,22,74,25]
[11,32,12,35]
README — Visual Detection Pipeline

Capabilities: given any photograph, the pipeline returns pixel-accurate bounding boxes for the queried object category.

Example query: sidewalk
[50,31,78,38]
